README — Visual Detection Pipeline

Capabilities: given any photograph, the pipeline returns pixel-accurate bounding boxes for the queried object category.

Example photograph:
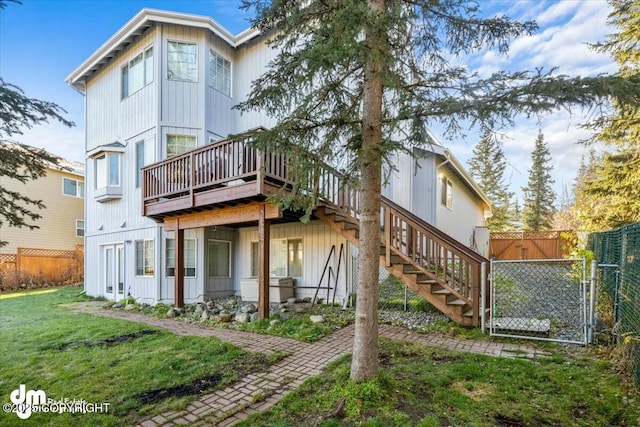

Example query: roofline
[65,8,260,92]
[429,145,492,209]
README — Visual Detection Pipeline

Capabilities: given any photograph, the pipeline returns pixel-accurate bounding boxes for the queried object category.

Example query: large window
[209,51,231,96]
[122,46,153,98]
[167,134,196,158]
[167,41,197,82]
[76,220,84,237]
[251,238,302,278]
[63,178,84,198]
[441,177,453,210]
[208,240,230,278]
[95,153,120,189]
[136,137,154,188]
[166,238,196,277]
[135,240,154,276]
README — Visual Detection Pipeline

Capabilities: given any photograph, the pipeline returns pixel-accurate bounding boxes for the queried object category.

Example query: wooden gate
[489,231,574,260]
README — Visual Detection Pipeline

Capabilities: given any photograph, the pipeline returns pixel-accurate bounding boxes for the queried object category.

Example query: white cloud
[9,123,85,164]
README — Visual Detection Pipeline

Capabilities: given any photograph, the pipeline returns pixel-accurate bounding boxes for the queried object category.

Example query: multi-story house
[66,9,491,325]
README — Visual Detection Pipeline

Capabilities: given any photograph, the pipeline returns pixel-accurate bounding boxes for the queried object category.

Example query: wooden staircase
[310,167,489,327]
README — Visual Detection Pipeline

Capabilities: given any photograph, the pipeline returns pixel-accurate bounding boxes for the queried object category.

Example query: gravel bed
[378,309,449,330]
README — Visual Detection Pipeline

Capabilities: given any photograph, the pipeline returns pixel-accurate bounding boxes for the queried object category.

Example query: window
[167,134,196,158]
[76,220,84,237]
[165,238,196,277]
[208,240,230,278]
[209,51,231,96]
[167,41,197,82]
[135,240,155,276]
[63,178,84,198]
[122,46,153,98]
[136,137,155,188]
[441,177,453,210]
[251,238,303,277]
[95,153,120,189]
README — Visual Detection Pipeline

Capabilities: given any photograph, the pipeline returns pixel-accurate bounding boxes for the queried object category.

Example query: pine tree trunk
[350,0,385,382]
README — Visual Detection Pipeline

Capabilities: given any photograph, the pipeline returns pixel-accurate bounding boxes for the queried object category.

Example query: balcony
[142,136,291,221]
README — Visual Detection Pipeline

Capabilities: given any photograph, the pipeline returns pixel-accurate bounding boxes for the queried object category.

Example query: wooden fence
[489,231,574,260]
[0,246,84,285]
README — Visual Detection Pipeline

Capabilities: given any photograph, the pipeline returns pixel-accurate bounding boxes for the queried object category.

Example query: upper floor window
[136,137,155,188]
[167,41,197,82]
[95,153,120,189]
[122,46,153,98]
[441,177,453,210]
[167,134,196,158]
[63,177,84,198]
[209,51,231,96]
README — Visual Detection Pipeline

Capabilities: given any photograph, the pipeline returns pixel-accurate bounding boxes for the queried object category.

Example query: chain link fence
[588,222,640,387]
[490,259,587,344]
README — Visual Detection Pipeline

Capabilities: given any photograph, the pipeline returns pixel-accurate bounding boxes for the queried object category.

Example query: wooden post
[384,208,391,267]
[258,203,270,318]
[175,225,184,308]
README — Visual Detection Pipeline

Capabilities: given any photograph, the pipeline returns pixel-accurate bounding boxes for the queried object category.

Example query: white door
[104,244,125,301]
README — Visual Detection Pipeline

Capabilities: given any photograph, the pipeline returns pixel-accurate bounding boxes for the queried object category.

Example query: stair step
[344,222,359,230]
[432,288,451,295]
[324,207,337,215]
[447,299,466,306]
[403,264,422,274]
[417,279,437,285]
[463,310,473,317]
[333,214,348,222]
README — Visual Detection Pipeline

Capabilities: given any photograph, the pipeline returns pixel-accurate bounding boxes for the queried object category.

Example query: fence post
[588,259,598,344]
[481,261,487,334]
[16,248,22,273]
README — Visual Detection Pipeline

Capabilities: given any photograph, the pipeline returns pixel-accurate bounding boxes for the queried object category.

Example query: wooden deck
[142,136,291,221]
[142,135,490,326]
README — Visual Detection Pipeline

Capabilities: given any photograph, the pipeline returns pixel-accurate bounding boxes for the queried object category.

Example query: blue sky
[0,0,615,201]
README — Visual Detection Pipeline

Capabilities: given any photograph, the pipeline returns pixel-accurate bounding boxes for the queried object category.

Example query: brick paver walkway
[68,302,551,426]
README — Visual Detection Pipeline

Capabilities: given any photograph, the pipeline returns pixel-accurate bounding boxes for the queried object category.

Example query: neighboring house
[66,9,490,325]
[0,145,85,254]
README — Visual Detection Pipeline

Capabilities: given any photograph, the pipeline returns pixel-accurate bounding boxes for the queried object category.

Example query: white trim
[66,9,260,91]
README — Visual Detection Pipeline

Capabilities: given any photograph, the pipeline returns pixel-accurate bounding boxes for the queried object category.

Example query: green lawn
[0,287,271,427]
[1,286,638,427]
[237,339,640,426]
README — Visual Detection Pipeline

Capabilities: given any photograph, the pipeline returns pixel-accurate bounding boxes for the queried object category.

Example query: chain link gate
[489,258,589,344]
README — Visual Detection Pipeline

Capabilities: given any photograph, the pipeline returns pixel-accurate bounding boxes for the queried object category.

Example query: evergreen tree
[0,1,73,247]
[467,131,513,231]
[0,79,73,247]
[238,0,640,381]
[575,149,640,230]
[521,131,556,231]
[591,0,640,147]
[572,0,640,231]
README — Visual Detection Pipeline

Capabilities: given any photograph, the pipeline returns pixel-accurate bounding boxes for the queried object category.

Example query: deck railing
[142,135,487,322]
[142,136,291,203]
